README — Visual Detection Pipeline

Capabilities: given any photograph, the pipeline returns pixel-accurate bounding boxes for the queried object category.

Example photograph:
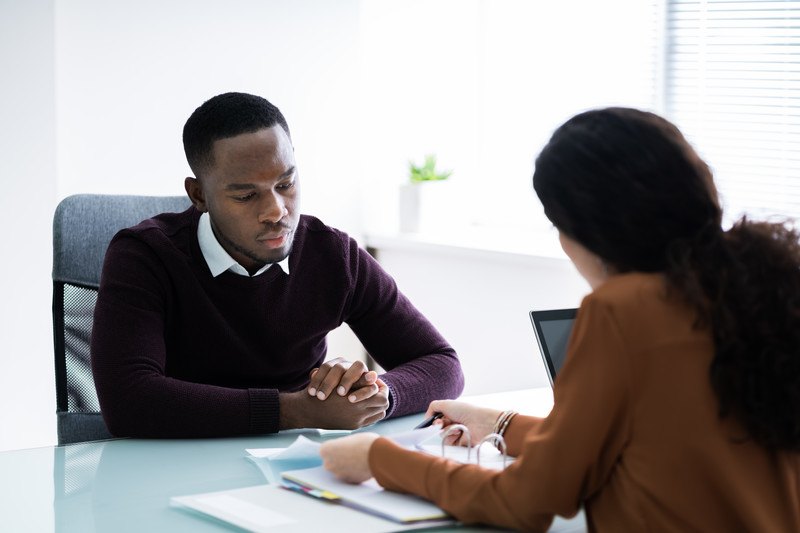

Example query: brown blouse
[369,273,800,531]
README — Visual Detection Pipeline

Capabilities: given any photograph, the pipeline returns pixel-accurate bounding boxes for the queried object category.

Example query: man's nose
[257,191,287,224]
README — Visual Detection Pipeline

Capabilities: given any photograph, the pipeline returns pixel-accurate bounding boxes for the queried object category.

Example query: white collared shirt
[197,212,290,278]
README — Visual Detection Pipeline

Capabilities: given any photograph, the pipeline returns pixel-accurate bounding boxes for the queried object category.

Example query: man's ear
[184,177,208,212]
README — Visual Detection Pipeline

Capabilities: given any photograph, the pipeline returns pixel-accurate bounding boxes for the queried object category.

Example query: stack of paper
[245,435,323,484]
[172,426,484,530]
[171,483,452,533]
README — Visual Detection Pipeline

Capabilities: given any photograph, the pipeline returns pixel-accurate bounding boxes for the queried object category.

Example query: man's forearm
[377,351,465,418]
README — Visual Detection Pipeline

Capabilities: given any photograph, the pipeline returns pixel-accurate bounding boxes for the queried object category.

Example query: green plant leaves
[408,154,452,182]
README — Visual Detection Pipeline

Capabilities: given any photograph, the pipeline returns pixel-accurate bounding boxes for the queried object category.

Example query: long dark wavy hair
[533,107,800,452]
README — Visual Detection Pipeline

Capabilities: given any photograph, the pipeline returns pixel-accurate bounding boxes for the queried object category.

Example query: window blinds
[665,0,800,224]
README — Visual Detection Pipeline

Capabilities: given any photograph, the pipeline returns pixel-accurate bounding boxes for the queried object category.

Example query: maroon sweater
[90,207,463,437]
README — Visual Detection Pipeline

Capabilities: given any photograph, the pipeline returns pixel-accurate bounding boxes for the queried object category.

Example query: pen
[413,412,444,430]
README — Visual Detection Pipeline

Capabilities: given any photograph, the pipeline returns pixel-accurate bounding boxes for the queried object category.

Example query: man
[90,92,464,437]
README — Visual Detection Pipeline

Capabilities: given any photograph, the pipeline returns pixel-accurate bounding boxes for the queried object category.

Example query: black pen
[414,412,444,430]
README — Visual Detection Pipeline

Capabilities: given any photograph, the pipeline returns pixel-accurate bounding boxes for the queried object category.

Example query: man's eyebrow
[224,183,256,191]
[279,166,296,179]
[223,167,295,190]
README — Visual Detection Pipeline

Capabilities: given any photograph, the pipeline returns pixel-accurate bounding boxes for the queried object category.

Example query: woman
[319,108,800,531]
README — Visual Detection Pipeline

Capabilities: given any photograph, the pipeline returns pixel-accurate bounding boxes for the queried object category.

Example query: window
[665,0,800,224]
[359,0,662,235]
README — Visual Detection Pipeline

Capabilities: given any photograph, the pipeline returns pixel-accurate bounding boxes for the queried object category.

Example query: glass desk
[1,388,586,532]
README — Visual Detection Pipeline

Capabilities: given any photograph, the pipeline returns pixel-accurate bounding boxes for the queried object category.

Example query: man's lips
[257,232,290,249]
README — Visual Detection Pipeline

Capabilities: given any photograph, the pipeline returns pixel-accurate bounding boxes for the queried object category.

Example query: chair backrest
[52,194,191,445]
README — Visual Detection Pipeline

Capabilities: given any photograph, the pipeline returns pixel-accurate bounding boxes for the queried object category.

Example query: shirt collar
[197,212,290,278]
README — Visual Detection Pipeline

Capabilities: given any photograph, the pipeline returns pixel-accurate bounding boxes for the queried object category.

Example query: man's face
[189,126,300,272]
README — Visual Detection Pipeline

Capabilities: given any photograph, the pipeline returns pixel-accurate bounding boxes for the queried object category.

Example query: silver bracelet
[497,411,518,438]
[492,410,515,436]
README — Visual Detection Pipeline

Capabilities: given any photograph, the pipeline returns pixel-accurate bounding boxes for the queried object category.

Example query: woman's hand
[319,432,380,484]
[426,400,502,446]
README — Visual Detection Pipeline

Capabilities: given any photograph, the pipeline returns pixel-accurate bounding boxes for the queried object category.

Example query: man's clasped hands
[279,357,390,431]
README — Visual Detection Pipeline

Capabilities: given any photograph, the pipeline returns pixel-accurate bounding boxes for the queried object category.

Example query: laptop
[529,308,577,386]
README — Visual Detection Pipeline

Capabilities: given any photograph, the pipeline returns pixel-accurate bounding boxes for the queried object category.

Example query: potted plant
[399,154,452,233]
[408,154,453,183]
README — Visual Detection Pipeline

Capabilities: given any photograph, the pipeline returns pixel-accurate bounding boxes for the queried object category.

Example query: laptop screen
[529,308,577,386]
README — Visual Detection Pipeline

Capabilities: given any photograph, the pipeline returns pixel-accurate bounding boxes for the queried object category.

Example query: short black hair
[183,92,291,178]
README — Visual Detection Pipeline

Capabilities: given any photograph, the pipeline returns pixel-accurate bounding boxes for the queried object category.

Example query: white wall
[0,0,58,452]
[372,240,588,395]
[55,0,362,234]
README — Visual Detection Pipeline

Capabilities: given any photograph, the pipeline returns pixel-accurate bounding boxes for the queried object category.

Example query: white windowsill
[364,227,570,267]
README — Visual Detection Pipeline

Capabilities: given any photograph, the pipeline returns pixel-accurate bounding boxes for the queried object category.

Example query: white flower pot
[398,181,450,233]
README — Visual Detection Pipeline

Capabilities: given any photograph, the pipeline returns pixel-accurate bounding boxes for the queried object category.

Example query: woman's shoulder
[580,272,700,341]
[591,272,667,303]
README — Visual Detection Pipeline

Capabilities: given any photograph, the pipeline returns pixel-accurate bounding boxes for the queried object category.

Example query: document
[246,428,443,484]
[246,435,323,484]
[417,443,514,470]
[281,466,452,524]
[276,426,506,524]
[171,487,297,532]
[246,435,321,460]
[171,484,448,532]
[176,427,480,529]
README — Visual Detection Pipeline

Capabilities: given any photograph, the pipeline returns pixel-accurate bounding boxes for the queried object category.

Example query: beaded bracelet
[497,411,518,438]
[492,410,517,436]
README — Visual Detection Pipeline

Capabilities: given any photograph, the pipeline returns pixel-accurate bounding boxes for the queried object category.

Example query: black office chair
[52,194,191,445]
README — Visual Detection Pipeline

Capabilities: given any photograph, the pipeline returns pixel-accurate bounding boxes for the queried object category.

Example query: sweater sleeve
[369,297,631,530]
[91,234,280,437]
[343,240,464,418]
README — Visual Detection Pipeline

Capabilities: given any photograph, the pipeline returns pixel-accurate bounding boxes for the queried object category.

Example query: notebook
[170,483,449,532]
[529,308,577,385]
[281,466,452,524]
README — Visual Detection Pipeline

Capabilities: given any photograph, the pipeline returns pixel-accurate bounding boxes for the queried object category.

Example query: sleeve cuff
[248,388,280,434]
[503,414,544,456]
[369,437,423,494]
[382,378,398,419]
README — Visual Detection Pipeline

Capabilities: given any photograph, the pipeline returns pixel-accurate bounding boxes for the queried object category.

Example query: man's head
[183,92,291,178]
[183,93,299,274]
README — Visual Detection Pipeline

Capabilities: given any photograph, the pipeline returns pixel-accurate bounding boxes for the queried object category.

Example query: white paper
[415,443,513,470]
[281,466,448,523]
[171,484,459,532]
[385,425,441,447]
[246,436,324,484]
[246,448,284,459]
[247,435,321,460]
[278,427,352,436]
[171,490,296,532]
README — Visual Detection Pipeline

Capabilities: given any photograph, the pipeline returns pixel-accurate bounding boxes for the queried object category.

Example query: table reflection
[52,435,298,533]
